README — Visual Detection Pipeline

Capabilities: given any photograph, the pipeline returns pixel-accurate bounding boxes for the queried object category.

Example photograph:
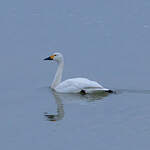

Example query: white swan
[44,52,113,94]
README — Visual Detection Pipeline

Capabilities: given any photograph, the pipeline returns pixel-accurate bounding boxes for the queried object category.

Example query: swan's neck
[51,60,64,89]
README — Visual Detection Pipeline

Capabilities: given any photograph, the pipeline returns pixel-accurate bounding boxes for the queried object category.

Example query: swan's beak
[44,56,53,60]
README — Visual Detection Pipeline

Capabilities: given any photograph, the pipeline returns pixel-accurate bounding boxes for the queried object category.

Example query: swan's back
[54,78,104,93]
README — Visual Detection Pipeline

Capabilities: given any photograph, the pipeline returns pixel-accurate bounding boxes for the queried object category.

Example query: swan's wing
[55,79,80,93]
[73,78,103,88]
[55,78,104,93]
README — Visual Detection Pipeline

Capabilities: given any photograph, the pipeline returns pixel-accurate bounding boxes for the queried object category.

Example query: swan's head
[44,52,63,62]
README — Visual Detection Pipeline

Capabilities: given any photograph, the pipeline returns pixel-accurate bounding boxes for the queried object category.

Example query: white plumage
[44,52,111,94]
[55,78,107,93]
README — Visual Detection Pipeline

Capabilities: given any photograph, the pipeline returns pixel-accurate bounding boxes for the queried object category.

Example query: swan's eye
[54,54,57,56]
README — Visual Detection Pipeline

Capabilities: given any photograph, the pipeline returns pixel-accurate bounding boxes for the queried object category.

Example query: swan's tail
[105,89,114,93]
[81,88,115,94]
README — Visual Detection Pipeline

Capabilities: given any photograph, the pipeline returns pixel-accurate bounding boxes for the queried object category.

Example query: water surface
[0,0,150,150]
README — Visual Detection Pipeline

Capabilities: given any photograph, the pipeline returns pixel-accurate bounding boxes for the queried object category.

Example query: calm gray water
[0,0,150,150]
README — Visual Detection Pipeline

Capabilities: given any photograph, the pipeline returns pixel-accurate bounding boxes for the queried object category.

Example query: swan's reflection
[44,91,64,121]
[45,90,111,122]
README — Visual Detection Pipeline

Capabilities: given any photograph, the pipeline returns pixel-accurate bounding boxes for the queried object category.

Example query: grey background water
[0,0,150,150]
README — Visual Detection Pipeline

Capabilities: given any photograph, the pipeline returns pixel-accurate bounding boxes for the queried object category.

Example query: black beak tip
[44,58,48,60]
[44,57,52,60]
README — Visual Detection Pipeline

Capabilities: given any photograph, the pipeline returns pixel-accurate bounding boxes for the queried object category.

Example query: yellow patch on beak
[50,55,55,59]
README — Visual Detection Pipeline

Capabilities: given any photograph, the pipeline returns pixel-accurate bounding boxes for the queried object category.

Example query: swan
[44,52,113,94]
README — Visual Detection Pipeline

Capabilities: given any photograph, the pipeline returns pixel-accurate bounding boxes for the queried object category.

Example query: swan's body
[55,78,109,93]
[44,52,112,94]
